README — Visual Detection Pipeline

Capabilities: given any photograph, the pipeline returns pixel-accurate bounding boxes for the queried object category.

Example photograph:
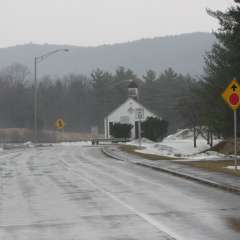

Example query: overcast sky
[0,0,233,48]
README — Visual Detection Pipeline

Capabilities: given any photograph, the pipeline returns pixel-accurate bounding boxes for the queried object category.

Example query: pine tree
[200,1,240,137]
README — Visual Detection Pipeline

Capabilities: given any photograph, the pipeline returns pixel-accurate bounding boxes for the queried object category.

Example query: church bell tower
[128,80,139,101]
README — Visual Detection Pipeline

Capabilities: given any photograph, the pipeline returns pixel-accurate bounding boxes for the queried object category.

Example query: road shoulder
[102,145,240,195]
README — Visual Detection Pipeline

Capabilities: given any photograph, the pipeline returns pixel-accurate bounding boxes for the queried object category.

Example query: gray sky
[0,0,233,48]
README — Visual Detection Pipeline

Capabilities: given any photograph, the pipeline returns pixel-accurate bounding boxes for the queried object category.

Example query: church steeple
[128,80,139,101]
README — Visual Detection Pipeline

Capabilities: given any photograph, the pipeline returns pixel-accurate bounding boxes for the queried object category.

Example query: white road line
[60,158,181,240]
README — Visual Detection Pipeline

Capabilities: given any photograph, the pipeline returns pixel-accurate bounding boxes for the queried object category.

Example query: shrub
[142,117,168,141]
[110,123,133,138]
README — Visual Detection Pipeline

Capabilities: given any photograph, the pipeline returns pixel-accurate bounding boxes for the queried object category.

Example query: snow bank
[56,141,91,146]
[165,128,196,141]
[128,128,223,159]
[226,166,240,170]
[23,141,35,148]
[131,137,155,145]
[179,151,226,161]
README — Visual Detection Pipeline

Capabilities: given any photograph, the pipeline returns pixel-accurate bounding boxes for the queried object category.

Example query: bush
[142,117,168,141]
[110,123,133,138]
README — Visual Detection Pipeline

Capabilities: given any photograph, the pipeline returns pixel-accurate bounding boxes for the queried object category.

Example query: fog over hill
[0,32,215,78]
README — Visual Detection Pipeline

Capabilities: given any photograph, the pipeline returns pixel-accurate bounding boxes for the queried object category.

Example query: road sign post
[135,108,144,147]
[138,121,142,147]
[234,110,237,170]
[222,79,240,170]
[55,118,65,142]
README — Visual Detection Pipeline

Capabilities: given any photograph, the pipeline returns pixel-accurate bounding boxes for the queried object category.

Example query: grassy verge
[227,218,240,232]
[118,144,176,160]
[181,160,240,177]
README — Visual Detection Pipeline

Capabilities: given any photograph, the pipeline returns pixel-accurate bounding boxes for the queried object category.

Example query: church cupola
[128,80,139,100]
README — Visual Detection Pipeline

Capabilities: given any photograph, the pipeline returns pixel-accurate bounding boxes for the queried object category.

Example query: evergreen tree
[141,68,195,132]
[91,69,114,129]
[142,117,168,141]
[200,1,240,136]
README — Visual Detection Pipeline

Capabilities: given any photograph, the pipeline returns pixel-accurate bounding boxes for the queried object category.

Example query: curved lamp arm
[36,48,69,63]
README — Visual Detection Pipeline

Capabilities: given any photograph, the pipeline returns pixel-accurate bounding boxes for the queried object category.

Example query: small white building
[104,81,160,139]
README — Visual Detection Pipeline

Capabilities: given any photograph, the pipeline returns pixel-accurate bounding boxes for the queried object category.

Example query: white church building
[104,81,160,139]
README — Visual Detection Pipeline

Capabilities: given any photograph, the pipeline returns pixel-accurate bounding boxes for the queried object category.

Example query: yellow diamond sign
[55,118,65,129]
[222,79,240,111]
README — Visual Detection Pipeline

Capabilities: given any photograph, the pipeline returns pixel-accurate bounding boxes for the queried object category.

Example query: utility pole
[234,110,238,170]
[33,49,69,143]
[135,108,144,147]
[138,119,142,147]
[34,57,38,142]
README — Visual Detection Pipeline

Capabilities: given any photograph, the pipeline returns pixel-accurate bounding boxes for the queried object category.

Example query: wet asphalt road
[0,145,239,240]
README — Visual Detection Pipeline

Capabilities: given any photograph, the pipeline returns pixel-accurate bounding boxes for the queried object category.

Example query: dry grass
[54,131,94,142]
[227,218,240,232]
[0,128,32,143]
[119,144,176,160]
[0,128,95,143]
[182,160,240,177]
[211,138,240,155]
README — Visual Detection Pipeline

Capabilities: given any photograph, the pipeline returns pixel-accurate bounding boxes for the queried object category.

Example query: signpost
[55,118,65,142]
[222,78,240,170]
[135,108,144,147]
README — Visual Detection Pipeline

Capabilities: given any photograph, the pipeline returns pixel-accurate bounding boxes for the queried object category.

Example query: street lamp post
[33,49,69,142]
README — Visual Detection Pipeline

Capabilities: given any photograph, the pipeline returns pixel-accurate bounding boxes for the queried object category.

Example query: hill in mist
[0,32,215,78]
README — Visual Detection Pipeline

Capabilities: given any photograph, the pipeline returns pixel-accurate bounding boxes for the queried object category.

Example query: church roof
[105,97,160,119]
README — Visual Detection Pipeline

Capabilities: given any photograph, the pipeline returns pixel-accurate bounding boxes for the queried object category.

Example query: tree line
[0,64,195,134]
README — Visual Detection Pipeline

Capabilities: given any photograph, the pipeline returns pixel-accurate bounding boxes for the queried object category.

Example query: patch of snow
[178,151,226,161]
[56,141,91,146]
[23,141,34,148]
[134,139,215,158]
[127,128,223,159]
[131,137,155,145]
[136,143,178,157]
[165,127,220,141]
[225,166,240,170]
[165,128,195,141]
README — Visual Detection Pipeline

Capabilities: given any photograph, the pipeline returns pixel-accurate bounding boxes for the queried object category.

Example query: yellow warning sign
[55,118,65,129]
[222,79,240,111]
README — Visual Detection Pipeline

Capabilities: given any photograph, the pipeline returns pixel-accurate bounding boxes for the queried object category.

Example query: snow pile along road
[129,129,223,160]
[55,141,91,146]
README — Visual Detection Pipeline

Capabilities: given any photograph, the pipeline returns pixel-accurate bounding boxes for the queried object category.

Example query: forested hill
[0,32,215,77]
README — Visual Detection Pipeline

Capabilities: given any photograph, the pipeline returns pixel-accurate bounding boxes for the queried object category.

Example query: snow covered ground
[226,166,240,170]
[56,141,91,146]
[128,129,224,160]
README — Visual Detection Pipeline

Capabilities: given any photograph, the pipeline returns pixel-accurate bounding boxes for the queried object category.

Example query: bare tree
[0,63,31,86]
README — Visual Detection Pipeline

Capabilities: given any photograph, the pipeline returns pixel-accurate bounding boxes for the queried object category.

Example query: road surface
[0,144,239,240]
